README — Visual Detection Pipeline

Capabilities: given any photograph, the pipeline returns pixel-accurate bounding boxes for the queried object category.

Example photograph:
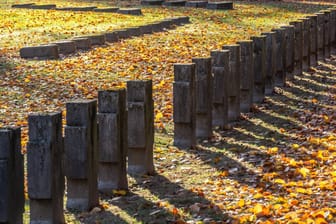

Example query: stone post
[236,41,254,111]
[307,15,318,67]
[0,127,24,224]
[127,80,155,175]
[27,113,65,223]
[261,32,276,95]
[173,64,196,147]
[64,100,99,211]
[192,57,213,138]
[251,36,266,103]
[210,50,229,126]
[222,44,241,122]
[272,28,286,86]
[281,26,295,80]
[330,9,336,54]
[299,18,311,71]
[316,13,325,61]
[322,10,331,58]
[98,89,128,194]
[289,21,303,76]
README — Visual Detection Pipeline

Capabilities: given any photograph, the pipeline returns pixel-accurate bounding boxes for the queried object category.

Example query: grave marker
[251,36,266,103]
[127,80,155,175]
[192,57,213,138]
[289,21,303,76]
[261,32,276,94]
[27,113,65,223]
[173,64,197,147]
[98,89,128,193]
[281,25,295,80]
[0,127,24,224]
[222,44,241,122]
[65,100,99,211]
[211,50,229,127]
[307,15,318,67]
[237,40,254,111]
[321,10,331,58]
[272,28,286,86]
[316,13,325,61]
[299,18,311,71]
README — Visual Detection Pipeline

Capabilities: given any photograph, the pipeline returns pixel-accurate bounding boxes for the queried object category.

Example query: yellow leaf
[298,167,310,178]
[289,158,298,167]
[238,199,245,208]
[155,112,163,121]
[267,147,278,154]
[312,98,318,103]
[323,115,330,123]
[274,178,286,185]
[253,193,263,199]
[315,217,328,224]
[253,203,263,215]
[292,144,300,149]
[112,189,127,196]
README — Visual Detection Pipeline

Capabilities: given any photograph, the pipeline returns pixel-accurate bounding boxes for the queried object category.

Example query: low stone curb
[11,3,142,16]
[20,44,59,59]
[19,16,190,59]
[141,0,234,10]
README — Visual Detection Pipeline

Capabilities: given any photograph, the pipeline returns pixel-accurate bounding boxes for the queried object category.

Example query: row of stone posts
[173,8,336,148]
[1,7,336,224]
[0,80,154,223]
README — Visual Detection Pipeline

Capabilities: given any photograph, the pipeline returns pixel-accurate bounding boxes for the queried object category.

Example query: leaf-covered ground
[1,0,335,223]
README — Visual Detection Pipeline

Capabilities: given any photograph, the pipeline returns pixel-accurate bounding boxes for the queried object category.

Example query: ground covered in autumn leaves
[68,58,336,223]
[1,0,336,223]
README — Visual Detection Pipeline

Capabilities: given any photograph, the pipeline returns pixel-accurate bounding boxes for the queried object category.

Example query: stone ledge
[141,0,164,6]
[186,1,208,8]
[117,8,142,16]
[80,34,106,45]
[20,45,59,59]
[72,38,92,50]
[93,7,119,12]
[12,3,35,8]
[163,0,187,7]
[206,1,233,10]
[19,16,190,59]
[30,4,56,9]
[52,40,77,55]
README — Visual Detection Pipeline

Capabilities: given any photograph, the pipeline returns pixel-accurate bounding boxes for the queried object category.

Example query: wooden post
[289,21,303,76]
[316,13,325,61]
[281,25,295,80]
[261,32,276,95]
[222,44,241,122]
[0,127,24,224]
[98,89,128,193]
[27,113,65,223]
[65,100,99,211]
[307,15,318,67]
[192,57,213,138]
[173,63,196,147]
[236,41,253,111]
[127,80,155,175]
[251,36,266,103]
[211,50,229,126]
[272,28,286,86]
[299,18,311,71]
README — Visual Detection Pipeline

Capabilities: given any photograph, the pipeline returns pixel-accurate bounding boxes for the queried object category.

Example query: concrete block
[20,44,59,59]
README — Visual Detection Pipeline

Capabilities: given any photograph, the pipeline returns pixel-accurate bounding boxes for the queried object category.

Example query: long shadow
[129,173,234,222]
[67,207,129,224]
